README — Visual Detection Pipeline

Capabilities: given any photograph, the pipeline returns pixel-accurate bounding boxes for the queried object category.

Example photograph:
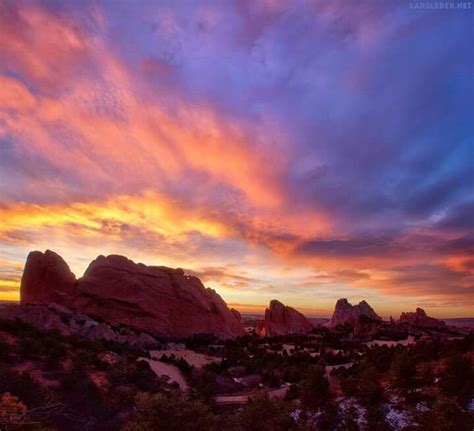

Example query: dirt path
[140,358,188,391]
[215,385,289,405]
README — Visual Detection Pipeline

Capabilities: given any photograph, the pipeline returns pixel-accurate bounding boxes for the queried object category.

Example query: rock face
[20,250,76,304]
[255,299,314,336]
[398,308,446,328]
[328,298,382,328]
[20,250,245,338]
[353,314,381,338]
[231,308,242,324]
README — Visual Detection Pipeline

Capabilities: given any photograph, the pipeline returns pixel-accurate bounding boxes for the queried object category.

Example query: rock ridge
[398,307,446,328]
[20,250,245,338]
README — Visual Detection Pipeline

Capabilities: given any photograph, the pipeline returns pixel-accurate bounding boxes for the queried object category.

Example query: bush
[391,351,417,392]
[357,366,385,405]
[416,397,474,431]
[0,341,11,363]
[123,391,217,431]
[439,354,473,407]
[235,392,295,431]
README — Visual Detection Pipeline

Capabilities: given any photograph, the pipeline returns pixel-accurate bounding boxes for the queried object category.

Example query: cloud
[436,201,474,233]
[0,1,288,211]
[0,259,22,296]
[186,266,257,283]
[295,236,399,258]
[379,264,474,301]
[0,192,233,244]
[0,0,472,315]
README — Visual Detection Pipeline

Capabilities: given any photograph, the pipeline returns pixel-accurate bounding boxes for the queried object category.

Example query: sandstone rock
[255,299,314,336]
[231,308,242,323]
[20,250,76,304]
[353,314,380,338]
[397,308,446,328]
[20,250,245,338]
[327,298,382,328]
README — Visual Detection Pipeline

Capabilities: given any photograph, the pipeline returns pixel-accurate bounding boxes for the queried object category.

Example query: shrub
[235,392,295,431]
[123,391,217,431]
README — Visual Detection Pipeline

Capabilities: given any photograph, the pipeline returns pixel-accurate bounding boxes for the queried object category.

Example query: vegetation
[0,317,473,430]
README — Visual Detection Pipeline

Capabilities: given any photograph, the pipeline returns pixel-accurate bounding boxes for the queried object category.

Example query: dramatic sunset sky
[0,0,472,317]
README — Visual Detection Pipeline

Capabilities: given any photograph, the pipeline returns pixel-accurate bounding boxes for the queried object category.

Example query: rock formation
[398,308,446,328]
[352,314,381,338]
[231,308,242,324]
[20,250,76,304]
[20,250,245,338]
[255,299,314,336]
[327,298,382,328]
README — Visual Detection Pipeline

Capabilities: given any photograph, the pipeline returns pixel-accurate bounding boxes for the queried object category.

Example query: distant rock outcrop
[255,299,314,336]
[327,298,382,337]
[398,308,446,328]
[20,250,245,338]
[327,298,382,328]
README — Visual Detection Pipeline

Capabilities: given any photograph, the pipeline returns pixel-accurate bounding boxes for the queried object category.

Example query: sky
[0,0,472,318]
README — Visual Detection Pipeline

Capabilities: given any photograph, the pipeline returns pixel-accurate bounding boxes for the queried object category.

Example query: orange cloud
[0,259,22,301]
[0,2,286,210]
[0,2,472,317]
[0,192,232,242]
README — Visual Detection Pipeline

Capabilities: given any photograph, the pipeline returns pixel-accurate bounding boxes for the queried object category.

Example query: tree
[418,362,434,387]
[316,401,340,431]
[0,392,55,430]
[357,366,385,405]
[340,376,358,397]
[299,366,330,410]
[364,404,392,431]
[439,354,473,407]
[123,391,217,431]
[236,392,295,431]
[391,351,416,392]
[338,406,360,431]
[0,392,27,428]
[417,397,474,431]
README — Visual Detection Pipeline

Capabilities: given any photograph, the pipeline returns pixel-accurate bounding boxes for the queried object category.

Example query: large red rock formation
[397,308,446,328]
[255,299,314,336]
[20,250,245,338]
[20,250,76,304]
[328,298,382,328]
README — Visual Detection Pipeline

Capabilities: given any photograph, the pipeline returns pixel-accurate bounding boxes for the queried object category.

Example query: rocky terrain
[0,303,158,348]
[255,299,314,336]
[20,250,245,338]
